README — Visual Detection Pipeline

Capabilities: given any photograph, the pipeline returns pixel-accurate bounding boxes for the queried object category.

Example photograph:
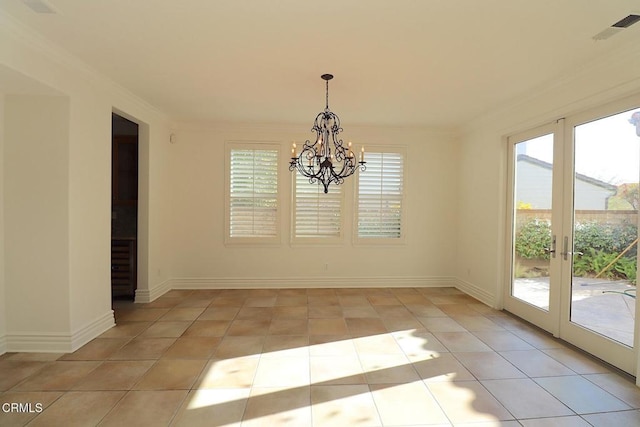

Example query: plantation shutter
[294,174,342,238]
[229,148,278,237]
[358,151,404,238]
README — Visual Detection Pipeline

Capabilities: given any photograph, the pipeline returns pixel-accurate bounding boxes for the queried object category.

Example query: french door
[505,98,640,375]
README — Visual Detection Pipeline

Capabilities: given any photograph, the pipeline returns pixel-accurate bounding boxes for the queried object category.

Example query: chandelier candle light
[289,74,365,193]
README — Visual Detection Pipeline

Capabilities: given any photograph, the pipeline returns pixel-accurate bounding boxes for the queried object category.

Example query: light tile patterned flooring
[2,287,640,426]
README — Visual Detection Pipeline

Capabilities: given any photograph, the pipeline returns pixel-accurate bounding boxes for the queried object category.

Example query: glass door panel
[506,101,640,374]
[512,133,555,310]
[570,108,640,347]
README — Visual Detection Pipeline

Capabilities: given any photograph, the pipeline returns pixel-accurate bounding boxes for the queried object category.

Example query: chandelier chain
[325,79,329,110]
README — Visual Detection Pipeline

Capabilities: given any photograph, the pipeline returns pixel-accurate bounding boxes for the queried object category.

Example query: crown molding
[0,9,168,122]
[461,38,640,136]
[171,120,458,140]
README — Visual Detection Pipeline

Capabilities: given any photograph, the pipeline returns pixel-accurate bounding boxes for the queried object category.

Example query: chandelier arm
[333,138,348,162]
[332,161,355,180]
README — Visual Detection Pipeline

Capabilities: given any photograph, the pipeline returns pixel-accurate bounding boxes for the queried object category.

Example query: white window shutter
[294,174,342,238]
[229,148,278,238]
[358,151,404,238]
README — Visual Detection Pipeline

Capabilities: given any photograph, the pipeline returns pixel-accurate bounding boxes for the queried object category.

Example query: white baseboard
[70,310,115,352]
[135,279,171,303]
[455,277,497,308]
[5,310,115,353]
[169,276,457,290]
[0,277,492,355]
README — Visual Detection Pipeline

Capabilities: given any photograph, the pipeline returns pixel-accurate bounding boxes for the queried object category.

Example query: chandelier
[289,74,365,193]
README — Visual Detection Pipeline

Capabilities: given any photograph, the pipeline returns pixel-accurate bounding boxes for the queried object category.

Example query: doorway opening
[111,113,139,301]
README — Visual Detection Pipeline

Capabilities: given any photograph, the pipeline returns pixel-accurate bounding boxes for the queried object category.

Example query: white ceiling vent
[21,0,58,14]
[593,13,640,40]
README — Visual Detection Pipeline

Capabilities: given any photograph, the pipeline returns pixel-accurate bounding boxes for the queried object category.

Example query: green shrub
[574,221,637,257]
[515,219,551,260]
[572,248,617,279]
[515,218,637,283]
[614,256,637,284]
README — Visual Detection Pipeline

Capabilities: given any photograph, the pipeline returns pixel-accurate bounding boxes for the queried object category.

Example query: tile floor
[2,287,640,426]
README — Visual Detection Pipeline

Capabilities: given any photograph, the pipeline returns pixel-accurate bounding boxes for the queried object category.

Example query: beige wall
[4,95,71,335]
[455,124,506,304]
[166,123,458,288]
[0,13,173,351]
[137,120,174,301]
[66,91,111,336]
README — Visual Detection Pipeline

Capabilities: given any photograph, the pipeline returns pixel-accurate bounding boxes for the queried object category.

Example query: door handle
[561,236,583,260]
[545,235,557,258]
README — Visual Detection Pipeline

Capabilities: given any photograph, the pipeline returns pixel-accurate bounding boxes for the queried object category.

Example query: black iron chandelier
[289,74,365,193]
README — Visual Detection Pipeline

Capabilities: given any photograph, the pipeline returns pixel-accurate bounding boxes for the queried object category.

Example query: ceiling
[2,0,640,128]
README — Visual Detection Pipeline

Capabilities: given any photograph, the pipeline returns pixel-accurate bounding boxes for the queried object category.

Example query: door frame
[504,121,564,336]
[504,94,640,375]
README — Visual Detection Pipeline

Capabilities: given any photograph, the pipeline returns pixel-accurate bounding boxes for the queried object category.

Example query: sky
[525,108,640,185]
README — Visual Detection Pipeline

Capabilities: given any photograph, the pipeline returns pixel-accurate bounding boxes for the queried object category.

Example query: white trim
[135,279,171,303]
[6,333,70,353]
[169,276,456,289]
[171,121,458,137]
[0,334,7,356]
[70,311,115,351]
[5,311,114,353]
[455,278,496,308]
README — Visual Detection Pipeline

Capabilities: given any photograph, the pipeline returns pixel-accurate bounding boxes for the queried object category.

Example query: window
[293,173,342,241]
[356,149,405,241]
[226,143,280,243]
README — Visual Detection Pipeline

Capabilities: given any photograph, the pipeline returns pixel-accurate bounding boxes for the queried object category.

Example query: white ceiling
[2,0,640,128]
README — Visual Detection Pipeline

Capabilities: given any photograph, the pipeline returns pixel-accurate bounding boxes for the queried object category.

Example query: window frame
[224,141,282,246]
[353,145,407,245]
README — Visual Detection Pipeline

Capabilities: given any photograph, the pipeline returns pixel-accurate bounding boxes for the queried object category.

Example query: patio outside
[513,276,636,347]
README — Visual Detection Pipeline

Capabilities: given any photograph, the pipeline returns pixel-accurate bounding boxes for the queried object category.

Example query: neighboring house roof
[517,154,617,191]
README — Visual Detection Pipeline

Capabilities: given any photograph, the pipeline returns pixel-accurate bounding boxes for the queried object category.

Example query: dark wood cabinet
[111,135,138,299]
[112,135,138,205]
[111,238,136,298]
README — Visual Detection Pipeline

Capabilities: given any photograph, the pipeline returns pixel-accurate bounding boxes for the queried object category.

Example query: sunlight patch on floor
[186,388,250,410]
